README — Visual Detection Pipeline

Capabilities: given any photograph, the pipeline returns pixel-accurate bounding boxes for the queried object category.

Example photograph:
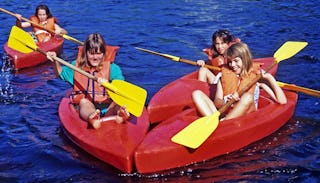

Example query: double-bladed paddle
[170,41,308,149]
[135,47,319,98]
[8,26,146,117]
[0,7,84,45]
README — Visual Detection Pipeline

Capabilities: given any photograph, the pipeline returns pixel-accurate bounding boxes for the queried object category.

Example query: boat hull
[134,89,297,173]
[58,97,150,173]
[4,36,64,70]
[134,57,296,173]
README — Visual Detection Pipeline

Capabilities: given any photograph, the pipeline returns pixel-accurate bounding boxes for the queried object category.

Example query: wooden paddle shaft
[179,58,221,71]
[36,48,96,81]
[135,47,221,71]
[277,82,320,98]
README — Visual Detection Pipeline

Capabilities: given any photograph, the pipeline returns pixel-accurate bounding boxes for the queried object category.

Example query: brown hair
[78,33,106,70]
[226,42,253,77]
[35,4,53,18]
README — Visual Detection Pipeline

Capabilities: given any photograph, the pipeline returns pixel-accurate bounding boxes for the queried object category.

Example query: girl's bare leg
[79,98,101,129]
[225,92,255,120]
[192,90,217,116]
[198,67,215,84]
[100,102,130,124]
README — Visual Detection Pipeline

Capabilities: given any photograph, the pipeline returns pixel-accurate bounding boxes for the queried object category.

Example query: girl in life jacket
[15,4,68,43]
[47,33,129,129]
[196,29,240,84]
[192,42,287,121]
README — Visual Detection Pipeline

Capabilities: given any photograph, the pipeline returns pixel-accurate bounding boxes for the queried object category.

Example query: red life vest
[71,45,120,104]
[220,62,262,96]
[30,15,56,42]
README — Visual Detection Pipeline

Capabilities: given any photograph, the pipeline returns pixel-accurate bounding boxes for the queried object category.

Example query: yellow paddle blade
[102,80,147,117]
[8,26,37,53]
[274,41,308,63]
[171,111,220,149]
[277,81,320,98]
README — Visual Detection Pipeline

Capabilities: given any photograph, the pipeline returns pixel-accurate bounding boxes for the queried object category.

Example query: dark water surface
[0,0,319,182]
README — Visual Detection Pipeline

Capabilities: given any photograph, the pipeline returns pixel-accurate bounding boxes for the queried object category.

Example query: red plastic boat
[58,97,150,173]
[58,57,297,173]
[3,36,64,70]
[133,65,297,173]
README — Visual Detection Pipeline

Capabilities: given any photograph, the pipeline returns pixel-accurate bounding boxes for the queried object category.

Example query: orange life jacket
[71,45,120,104]
[220,62,262,96]
[30,15,56,42]
[203,38,241,74]
[203,48,225,67]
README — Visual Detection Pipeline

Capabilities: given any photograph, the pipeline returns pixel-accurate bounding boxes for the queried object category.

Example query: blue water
[0,0,319,182]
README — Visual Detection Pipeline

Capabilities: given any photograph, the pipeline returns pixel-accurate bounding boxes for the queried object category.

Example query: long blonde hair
[78,33,106,70]
[226,42,253,77]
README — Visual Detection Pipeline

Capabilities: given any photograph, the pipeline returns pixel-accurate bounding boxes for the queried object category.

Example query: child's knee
[240,93,254,105]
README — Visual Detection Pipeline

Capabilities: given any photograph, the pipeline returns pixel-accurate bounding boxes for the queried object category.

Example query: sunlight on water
[0,55,14,103]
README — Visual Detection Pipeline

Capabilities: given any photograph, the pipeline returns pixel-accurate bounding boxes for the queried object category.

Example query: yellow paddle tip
[8,26,37,53]
[104,80,147,117]
[171,111,220,149]
[274,41,308,63]
[277,81,285,87]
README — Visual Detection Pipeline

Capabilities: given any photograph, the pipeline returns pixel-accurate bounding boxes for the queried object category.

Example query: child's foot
[89,109,101,129]
[115,115,125,124]
[115,106,130,124]
[119,107,130,119]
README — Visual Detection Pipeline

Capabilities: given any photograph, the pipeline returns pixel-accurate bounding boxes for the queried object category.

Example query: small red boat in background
[4,36,64,70]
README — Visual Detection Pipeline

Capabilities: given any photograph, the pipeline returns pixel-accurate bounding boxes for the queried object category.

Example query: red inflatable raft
[4,36,64,70]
